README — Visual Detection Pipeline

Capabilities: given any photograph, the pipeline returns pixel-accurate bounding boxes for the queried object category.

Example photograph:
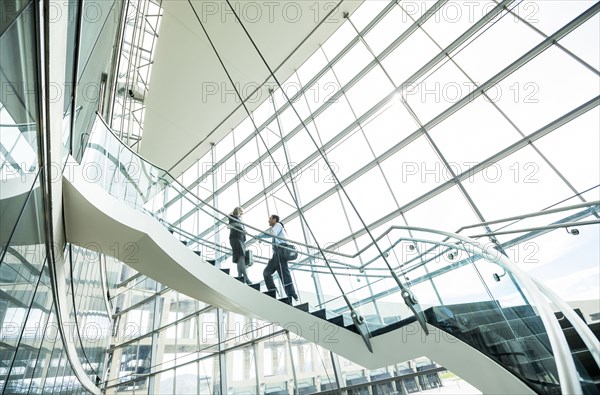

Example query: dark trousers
[263,248,296,298]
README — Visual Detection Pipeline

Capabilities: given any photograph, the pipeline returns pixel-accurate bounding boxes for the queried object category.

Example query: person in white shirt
[258,214,298,301]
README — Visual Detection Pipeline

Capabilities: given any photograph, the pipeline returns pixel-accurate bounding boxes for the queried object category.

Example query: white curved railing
[81,112,599,393]
[532,279,600,368]
[390,226,585,395]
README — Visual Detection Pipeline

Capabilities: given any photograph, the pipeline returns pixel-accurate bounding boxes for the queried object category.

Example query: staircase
[424,302,600,394]
[66,114,598,394]
[195,245,397,336]
[172,235,600,395]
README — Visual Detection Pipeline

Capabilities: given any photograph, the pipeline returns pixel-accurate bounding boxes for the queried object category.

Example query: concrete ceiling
[142,0,363,177]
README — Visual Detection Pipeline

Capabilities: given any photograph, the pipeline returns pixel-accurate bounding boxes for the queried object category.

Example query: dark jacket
[229,215,246,262]
[229,215,246,242]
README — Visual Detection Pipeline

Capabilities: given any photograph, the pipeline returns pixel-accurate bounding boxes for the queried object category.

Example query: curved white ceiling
[142,0,363,177]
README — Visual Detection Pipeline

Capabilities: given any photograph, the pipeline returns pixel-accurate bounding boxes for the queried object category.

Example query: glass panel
[491,45,599,136]
[404,186,481,233]
[462,146,575,222]
[0,2,39,252]
[520,0,596,36]
[175,361,198,394]
[321,21,355,60]
[260,332,290,394]
[534,109,600,193]
[378,136,445,208]
[73,0,120,159]
[558,16,600,71]
[296,50,328,86]
[301,69,341,114]
[331,41,372,87]
[350,0,388,32]
[420,1,496,49]
[363,5,412,56]
[226,345,256,393]
[428,95,522,166]
[450,7,542,84]
[404,60,472,124]
[380,27,439,86]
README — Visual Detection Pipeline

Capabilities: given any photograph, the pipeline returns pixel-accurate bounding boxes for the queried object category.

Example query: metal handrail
[457,200,600,232]
[532,278,600,369]
[83,114,598,389]
[365,226,583,394]
[87,113,380,351]
[83,130,600,266]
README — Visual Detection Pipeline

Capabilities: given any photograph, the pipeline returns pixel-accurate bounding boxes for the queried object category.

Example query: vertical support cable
[107,0,130,125]
[220,0,428,336]
[291,70,326,306]
[186,0,375,352]
[68,0,85,156]
[210,142,221,265]
[390,0,530,303]
[269,89,313,303]
[285,331,299,395]
[217,308,228,395]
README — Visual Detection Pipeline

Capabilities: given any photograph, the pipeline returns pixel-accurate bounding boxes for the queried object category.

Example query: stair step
[562,322,600,351]
[234,276,244,283]
[573,349,600,381]
[431,301,499,316]
[484,335,554,360]
[294,302,309,312]
[278,297,292,305]
[311,308,330,320]
[248,283,261,291]
[180,240,188,246]
[309,309,357,331]
[424,304,548,339]
[586,321,600,341]
[522,354,600,391]
[220,268,230,275]
[425,303,600,394]
[206,259,216,265]
[476,316,547,342]
[371,316,417,337]
[344,323,361,334]
[264,290,277,298]
[503,305,538,320]
[554,310,589,331]
[327,315,346,327]
[193,251,201,257]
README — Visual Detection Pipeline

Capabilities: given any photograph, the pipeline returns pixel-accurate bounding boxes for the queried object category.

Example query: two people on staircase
[228,207,253,284]
[258,214,298,301]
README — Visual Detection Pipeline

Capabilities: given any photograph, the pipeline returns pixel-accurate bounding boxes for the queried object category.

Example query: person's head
[268,214,279,226]
[232,207,244,217]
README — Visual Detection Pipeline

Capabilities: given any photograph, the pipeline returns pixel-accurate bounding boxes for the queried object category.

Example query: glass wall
[0,1,40,254]
[97,0,598,393]
[1,1,122,393]
[164,0,599,314]
[4,0,592,393]
[72,0,122,160]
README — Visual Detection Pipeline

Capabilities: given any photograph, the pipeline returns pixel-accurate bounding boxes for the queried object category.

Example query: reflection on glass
[0,1,38,183]
[81,0,599,393]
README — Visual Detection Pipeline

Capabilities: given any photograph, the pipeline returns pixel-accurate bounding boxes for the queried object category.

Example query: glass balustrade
[80,113,592,394]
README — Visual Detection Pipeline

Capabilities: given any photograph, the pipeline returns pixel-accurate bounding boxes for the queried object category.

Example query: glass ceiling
[169,0,599,303]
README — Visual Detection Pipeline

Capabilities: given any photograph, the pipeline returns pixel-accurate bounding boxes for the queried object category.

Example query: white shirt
[260,222,287,245]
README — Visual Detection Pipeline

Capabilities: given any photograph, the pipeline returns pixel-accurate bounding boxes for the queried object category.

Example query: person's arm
[257,227,273,240]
